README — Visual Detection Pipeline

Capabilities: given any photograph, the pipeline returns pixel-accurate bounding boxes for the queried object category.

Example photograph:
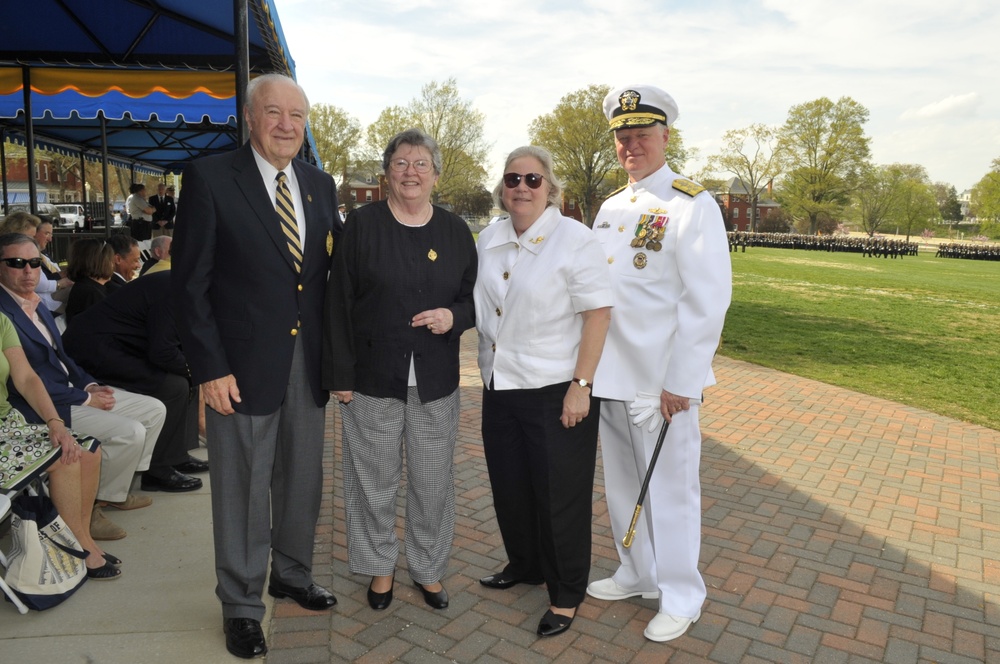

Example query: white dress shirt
[475,206,612,390]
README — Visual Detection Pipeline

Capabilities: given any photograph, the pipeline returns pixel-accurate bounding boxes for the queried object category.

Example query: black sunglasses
[1,257,42,269]
[503,172,545,189]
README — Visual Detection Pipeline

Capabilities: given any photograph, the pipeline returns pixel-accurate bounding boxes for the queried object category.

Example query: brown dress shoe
[99,493,153,511]
[90,507,127,540]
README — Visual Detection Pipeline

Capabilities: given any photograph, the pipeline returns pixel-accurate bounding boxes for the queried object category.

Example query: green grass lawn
[721,248,1000,431]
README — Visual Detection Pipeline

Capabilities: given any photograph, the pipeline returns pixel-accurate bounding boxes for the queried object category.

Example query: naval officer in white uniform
[587,84,732,642]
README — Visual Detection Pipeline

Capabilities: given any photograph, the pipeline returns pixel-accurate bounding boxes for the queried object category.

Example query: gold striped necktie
[275,171,302,273]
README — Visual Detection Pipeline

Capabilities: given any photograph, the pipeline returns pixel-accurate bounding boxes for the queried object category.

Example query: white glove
[629,392,664,433]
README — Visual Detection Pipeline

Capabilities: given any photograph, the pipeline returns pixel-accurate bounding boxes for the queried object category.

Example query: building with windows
[714,177,780,232]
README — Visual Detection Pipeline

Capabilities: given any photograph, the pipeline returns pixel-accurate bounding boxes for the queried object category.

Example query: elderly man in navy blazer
[172,73,342,660]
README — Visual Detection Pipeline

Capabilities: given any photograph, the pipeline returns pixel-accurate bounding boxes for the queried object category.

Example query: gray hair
[244,73,310,116]
[382,128,443,175]
[0,232,39,255]
[150,235,171,253]
[493,145,564,213]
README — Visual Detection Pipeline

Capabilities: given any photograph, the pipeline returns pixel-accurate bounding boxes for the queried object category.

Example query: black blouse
[322,201,477,402]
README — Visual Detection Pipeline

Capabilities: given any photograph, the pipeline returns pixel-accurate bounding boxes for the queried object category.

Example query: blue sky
[278,0,1000,191]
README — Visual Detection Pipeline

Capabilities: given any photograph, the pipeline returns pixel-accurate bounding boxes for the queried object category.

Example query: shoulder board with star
[605,184,628,200]
[672,178,706,197]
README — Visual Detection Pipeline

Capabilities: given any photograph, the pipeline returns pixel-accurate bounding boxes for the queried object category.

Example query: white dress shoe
[586,577,658,601]
[644,610,701,642]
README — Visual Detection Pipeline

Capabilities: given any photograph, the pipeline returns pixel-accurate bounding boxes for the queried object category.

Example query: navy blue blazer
[171,143,342,415]
[0,288,97,426]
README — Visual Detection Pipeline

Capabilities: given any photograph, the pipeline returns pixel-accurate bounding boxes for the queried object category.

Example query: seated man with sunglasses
[0,233,166,541]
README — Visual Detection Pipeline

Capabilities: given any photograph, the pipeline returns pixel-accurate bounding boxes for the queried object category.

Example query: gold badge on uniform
[633,253,647,269]
[326,231,333,256]
[530,236,544,245]
[428,249,438,262]
[307,194,313,203]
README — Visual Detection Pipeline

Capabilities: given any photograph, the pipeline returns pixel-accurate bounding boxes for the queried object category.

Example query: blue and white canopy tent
[0,0,318,224]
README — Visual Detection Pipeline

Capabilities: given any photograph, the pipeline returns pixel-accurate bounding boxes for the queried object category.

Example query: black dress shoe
[367,575,394,610]
[413,581,449,609]
[267,579,337,611]
[537,609,575,637]
[174,454,209,474]
[479,571,544,589]
[140,468,203,492]
[224,618,267,659]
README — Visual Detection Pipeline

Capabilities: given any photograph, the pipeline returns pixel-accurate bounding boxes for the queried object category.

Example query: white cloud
[278,0,1000,188]
[900,93,981,121]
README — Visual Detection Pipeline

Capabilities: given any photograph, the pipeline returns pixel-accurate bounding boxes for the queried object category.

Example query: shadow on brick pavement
[5,327,993,663]
[266,332,1000,663]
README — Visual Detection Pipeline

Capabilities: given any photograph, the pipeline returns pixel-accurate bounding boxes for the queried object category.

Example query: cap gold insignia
[619,90,640,112]
[326,231,333,256]
[530,236,544,244]
[633,252,647,269]
[307,194,313,203]
[428,249,438,262]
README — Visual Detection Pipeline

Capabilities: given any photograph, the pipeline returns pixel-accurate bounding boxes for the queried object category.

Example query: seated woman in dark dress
[64,239,114,325]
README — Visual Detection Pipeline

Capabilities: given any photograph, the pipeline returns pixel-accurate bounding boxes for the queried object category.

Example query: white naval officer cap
[603,85,679,130]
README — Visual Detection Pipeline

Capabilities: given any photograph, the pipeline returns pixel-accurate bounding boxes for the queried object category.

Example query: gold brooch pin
[530,236,544,244]
[428,249,438,262]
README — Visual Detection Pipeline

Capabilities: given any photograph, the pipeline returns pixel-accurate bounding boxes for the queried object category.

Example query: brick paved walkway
[266,332,1000,663]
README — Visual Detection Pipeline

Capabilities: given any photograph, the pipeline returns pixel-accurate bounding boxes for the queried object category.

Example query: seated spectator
[106,234,141,293]
[139,236,171,276]
[64,239,114,325]
[63,271,205,492]
[0,211,40,236]
[0,312,120,579]
[34,220,73,313]
[0,233,166,540]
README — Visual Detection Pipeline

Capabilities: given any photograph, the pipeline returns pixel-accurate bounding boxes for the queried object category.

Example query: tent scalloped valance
[0,68,236,99]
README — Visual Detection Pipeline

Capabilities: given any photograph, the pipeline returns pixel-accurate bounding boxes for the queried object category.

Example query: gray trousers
[340,387,458,584]
[206,338,325,621]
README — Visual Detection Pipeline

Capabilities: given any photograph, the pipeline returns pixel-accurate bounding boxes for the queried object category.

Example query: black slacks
[481,381,600,609]
[145,374,198,472]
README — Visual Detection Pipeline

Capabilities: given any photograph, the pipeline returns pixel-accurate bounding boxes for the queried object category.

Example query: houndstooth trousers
[339,387,459,584]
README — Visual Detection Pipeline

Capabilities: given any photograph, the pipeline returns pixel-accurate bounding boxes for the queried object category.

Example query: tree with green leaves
[932,182,963,222]
[705,123,781,232]
[971,157,1000,238]
[410,79,490,205]
[776,97,871,234]
[361,80,490,207]
[887,165,939,240]
[852,164,899,236]
[529,84,618,227]
[308,103,361,181]
[362,105,414,174]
